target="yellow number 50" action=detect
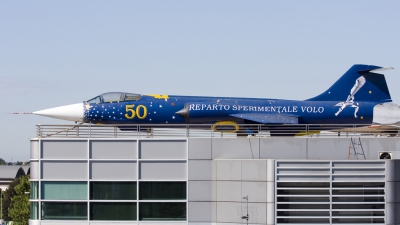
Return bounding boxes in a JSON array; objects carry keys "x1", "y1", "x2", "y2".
[{"x1": 125, "y1": 104, "x2": 147, "y2": 119}]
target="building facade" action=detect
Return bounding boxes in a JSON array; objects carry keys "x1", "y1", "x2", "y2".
[{"x1": 29, "y1": 135, "x2": 400, "y2": 225}]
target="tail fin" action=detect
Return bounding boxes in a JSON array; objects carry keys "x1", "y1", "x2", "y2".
[{"x1": 307, "y1": 64, "x2": 392, "y2": 102}]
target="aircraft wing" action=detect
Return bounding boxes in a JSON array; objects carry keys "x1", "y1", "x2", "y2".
[
  {"x1": 369, "y1": 122, "x2": 400, "y2": 130},
  {"x1": 230, "y1": 113, "x2": 299, "y2": 124}
]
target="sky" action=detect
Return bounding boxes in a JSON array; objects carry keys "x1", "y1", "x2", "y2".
[{"x1": 1, "y1": 1, "x2": 400, "y2": 161}]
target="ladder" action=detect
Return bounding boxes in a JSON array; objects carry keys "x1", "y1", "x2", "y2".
[{"x1": 348, "y1": 137, "x2": 366, "y2": 160}]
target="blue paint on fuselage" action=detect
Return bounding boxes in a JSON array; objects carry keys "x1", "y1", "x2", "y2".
[
  {"x1": 78, "y1": 64, "x2": 394, "y2": 129},
  {"x1": 83, "y1": 95, "x2": 378, "y2": 125}
]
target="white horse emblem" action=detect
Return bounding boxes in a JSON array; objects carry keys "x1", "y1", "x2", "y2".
[{"x1": 335, "y1": 76, "x2": 366, "y2": 118}]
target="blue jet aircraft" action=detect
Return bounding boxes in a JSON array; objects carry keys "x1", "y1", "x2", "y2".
[{"x1": 33, "y1": 64, "x2": 399, "y2": 134}]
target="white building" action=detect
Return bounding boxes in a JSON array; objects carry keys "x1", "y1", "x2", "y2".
[{"x1": 29, "y1": 125, "x2": 400, "y2": 225}]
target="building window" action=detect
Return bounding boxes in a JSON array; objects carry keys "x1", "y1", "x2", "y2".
[
  {"x1": 90, "y1": 181, "x2": 136, "y2": 200},
  {"x1": 30, "y1": 202, "x2": 38, "y2": 220},
  {"x1": 30, "y1": 181, "x2": 38, "y2": 199},
  {"x1": 41, "y1": 202, "x2": 87, "y2": 220},
  {"x1": 139, "y1": 202, "x2": 186, "y2": 221},
  {"x1": 139, "y1": 182, "x2": 186, "y2": 200},
  {"x1": 41, "y1": 181, "x2": 87, "y2": 200},
  {"x1": 90, "y1": 202, "x2": 137, "y2": 220}
]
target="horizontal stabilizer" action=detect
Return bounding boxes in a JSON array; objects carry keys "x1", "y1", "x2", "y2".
[
  {"x1": 362, "y1": 67, "x2": 394, "y2": 73},
  {"x1": 230, "y1": 113, "x2": 298, "y2": 124}
]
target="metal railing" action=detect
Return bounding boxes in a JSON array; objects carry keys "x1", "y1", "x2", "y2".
[{"x1": 35, "y1": 124, "x2": 400, "y2": 139}]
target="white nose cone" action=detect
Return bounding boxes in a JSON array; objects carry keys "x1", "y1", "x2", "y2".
[{"x1": 33, "y1": 103, "x2": 84, "y2": 122}]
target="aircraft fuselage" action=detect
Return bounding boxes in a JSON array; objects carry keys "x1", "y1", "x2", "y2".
[
  {"x1": 32, "y1": 64, "x2": 397, "y2": 133},
  {"x1": 83, "y1": 95, "x2": 376, "y2": 125}
]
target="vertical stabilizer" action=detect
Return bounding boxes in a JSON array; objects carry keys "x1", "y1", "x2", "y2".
[{"x1": 307, "y1": 64, "x2": 392, "y2": 102}]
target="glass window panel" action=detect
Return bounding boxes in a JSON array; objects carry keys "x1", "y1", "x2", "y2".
[
  {"x1": 90, "y1": 182, "x2": 136, "y2": 200},
  {"x1": 42, "y1": 202, "x2": 87, "y2": 220},
  {"x1": 101, "y1": 92, "x2": 124, "y2": 102},
  {"x1": 90, "y1": 202, "x2": 137, "y2": 220},
  {"x1": 30, "y1": 202, "x2": 38, "y2": 220},
  {"x1": 139, "y1": 202, "x2": 186, "y2": 221},
  {"x1": 139, "y1": 182, "x2": 186, "y2": 200},
  {"x1": 30, "y1": 181, "x2": 38, "y2": 199},
  {"x1": 87, "y1": 96, "x2": 101, "y2": 104},
  {"x1": 42, "y1": 182, "x2": 87, "y2": 200},
  {"x1": 124, "y1": 93, "x2": 141, "y2": 101}
]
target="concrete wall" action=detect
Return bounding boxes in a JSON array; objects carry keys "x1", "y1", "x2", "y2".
[
  {"x1": 188, "y1": 159, "x2": 275, "y2": 225},
  {"x1": 188, "y1": 137, "x2": 400, "y2": 224},
  {"x1": 188, "y1": 137, "x2": 400, "y2": 160}
]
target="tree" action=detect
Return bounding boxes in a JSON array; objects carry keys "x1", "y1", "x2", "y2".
[
  {"x1": 1, "y1": 189, "x2": 4, "y2": 221},
  {"x1": 0, "y1": 158, "x2": 6, "y2": 165},
  {"x1": 8, "y1": 175, "x2": 30, "y2": 225},
  {"x1": 1, "y1": 177, "x2": 19, "y2": 220}
]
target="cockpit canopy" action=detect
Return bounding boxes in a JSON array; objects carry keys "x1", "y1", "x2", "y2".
[{"x1": 86, "y1": 92, "x2": 141, "y2": 103}]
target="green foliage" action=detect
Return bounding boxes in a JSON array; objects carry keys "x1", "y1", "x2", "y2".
[
  {"x1": 8, "y1": 175, "x2": 30, "y2": 225},
  {"x1": 1, "y1": 189, "x2": 4, "y2": 220},
  {"x1": 1, "y1": 177, "x2": 19, "y2": 220},
  {"x1": 0, "y1": 158, "x2": 6, "y2": 165}
]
